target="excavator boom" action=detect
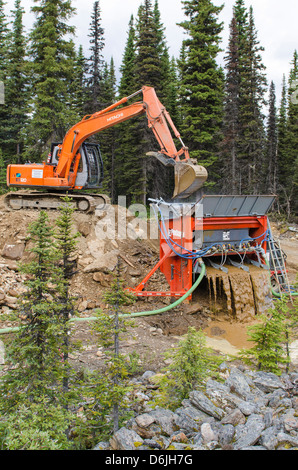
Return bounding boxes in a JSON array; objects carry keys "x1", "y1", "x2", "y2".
[{"x1": 6, "y1": 86, "x2": 207, "y2": 211}]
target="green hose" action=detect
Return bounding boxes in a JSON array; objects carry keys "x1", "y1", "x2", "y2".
[
  {"x1": 0, "y1": 262, "x2": 206, "y2": 335},
  {"x1": 263, "y1": 257, "x2": 298, "y2": 298},
  {"x1": 121, "y1": 261, "x2": 206, "y2": 318}
]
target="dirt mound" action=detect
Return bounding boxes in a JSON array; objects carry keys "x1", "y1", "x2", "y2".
[{"x1": 0, "y1": 195, "x2": 161, "y2": 312}]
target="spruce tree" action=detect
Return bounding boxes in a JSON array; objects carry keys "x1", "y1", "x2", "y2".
[
  {"x1": 166, "y1": 57, "x2": 180, "y2": 129},
  {"x1": 84, "y1": 261, "x2": 135, "y2": 438},
  {"x1": 134, "y1": 0, "x2": 163, "y2": 164},
  {"x1": 134, "y1": 0, "x2": 164, "y2": 93},
  {"x1": 0, "y1": 212, "x2": 65, "y2": 406},
  {"x1": 285, "y1": 51, "x2": 298, "y2": 217},
  {"x1": 277, "y1": 74, "x2": 288, "y2": 212},
  {"x1": 55, "y1": 195, "x2": 79, "y2": 394},
  {"x1": 222, "y1": 13, "x2": 240, "y2": 194},
  {"x1": 0, "y1": 0, "x2": 9, "y2": 82},
  {"x1": 233, "y1": 0, "x2": 248, "y2": 53},
  {"x1": 114, "y1": 15, "x2": 141, "y2": 205},
  {"x1": 71, "y1": 45, "x2": 88, "y2": 118},
  {"x1": 153, "y1": 0, "x2": 171, "y2": 105},
  {"x1": 118, "y1": 15, "x2": 137, "y2": 98},
  {"x1": 3, "y1": 0, "x2": 29, "y2": 160},
  {"x1": 0, "y1": 149, "x2": 7, "y2": 193},
  {"x1": 241, "y1": 299, "x2": 291, "y2": 375},
  {"x1": 264, "y1": 81, "x2": 278, "y2": 195},
  {"x1": 0, "y1": 0, "x2": 10, "y2": 155},
  {"x1": 85, "y1": 0, "x2": 105, "y2": 114},
  {"x1": 0, "y1": 209, "x2": 85, "y2": 449},
  {"x1": 134, "y1": 0, "x2": 176, "y2": 202},
  {"x1": 98, "y1": 58, "x2": 118, "y2": 202},
  {"x1": 152, "y1": 327, "x2": 221, "y2": 410},
  {"x1": 25, "y1": 0, "x2": 77, "y2": 159},
  {"x1": 233, "y1": 4, "x2": 267, "y2": 194},
  {"x1": 178, "y1": 0, "x2": 225, "y2": 187}
]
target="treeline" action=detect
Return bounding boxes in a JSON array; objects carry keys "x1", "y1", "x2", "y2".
[{"x1": 0, "y1": 0, "x2": 297, "y2": 217}]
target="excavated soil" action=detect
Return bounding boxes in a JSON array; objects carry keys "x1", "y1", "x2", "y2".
[{"x1": 0, "y1": 193, "x2": 297, "y2": 372}]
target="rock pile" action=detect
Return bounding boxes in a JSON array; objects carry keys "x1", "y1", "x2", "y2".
[
  {"x1": 0, "y1": 264, "x2": 26, "y2": 311},
  {"x1": 95, "y1": 364, "x2": 298, "y2": 451}
]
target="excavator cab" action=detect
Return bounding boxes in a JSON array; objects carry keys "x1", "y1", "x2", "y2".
[{"x1": 49, "y1": 142, "x2": 104, "y2": 190}]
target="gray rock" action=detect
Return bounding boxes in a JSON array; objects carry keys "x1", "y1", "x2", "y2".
[
  {"x1": 221, "y1": 408, "x2": 246, "y2": 426},
  {"x1": 282, "y1": 411, "x2": 298, "y2": 433},
  {"x1": 218, "y1": 424, "x2": 235, "y2": 446},
  {"x1": 225, "y1": 367, "x2": 253, "y2": 399},
  {"x1": 240, "y1": 446, "x2": 267, "y2": 450},
  {"x1": 93, "y1": 441, "x2": 110, "y2": 450},
  {"x1": 83, "y1": 250, "x2": 119, "y2": 274},
  {"x1": 237, "y1": 400, "x2": 258, "y2": 416},
  {"x1": 180, "y1": 400, "x2": 212, "y2": 422},
  {"x1": 206, "y1": 378, "x2": 230, "y2": 394},
  {"x1": 167, "y1": 442, "x2": 191, "y2": 450},
  {"x1": 206, "y1": 378, "x2": 246, "y2": 411},
  {"x1": 103, "y1": 368, "x2": 298, "y2": 452},
  {"x1": 264, "y1": 410, "x2": 273, "y2": 428},
  {"x1": 234, "y1": 414, "x2": 265, "y2": 450},
  {"x1": 259, "y1": 425, "x2": 280, "y2": 450},
  {"x1": 142, "y1": 439, "x2": 163, "y2": 449},
  {"x1": 135, "y1": 413, "x2": 155, "y2": 428},
  {"x1": 148, "y1": 408, "x2": 178, "y2": 436},
  {"x1": 189, "y1": 390, "x2": 225, "y2": 420},
  {"x1": 201, "y1": 422, "x2": 219, "y2": 445},
  {"x1": 110, "y1": 428, "x2": 143, "y2": 450},
  {"x1": 253, "y1": 371, "x2": 285, "y2": 393},
  {"x1": 268, "y1": 389, "x2": 289, "y2": 408},
  {"x1": 141, "y1": 371, "x2": 156, "y2": 381},
  {"x1": 277, "y1": 432, "x2": 298, "y2": 448},
  {"x1": 192, "y1": 432, "x2": 203, "y2": 447},
  {"x1": 174, "y1": 409, "x2": 200, "y2": 435}
]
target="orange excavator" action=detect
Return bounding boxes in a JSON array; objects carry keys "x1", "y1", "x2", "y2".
[{"x1": 5, "y1": 86, "x2": 208, "y2": 212}]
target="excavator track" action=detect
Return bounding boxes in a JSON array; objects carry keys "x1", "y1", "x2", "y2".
[{"x1": 4, "y1": 191, "x2": 110, "y2": 213}]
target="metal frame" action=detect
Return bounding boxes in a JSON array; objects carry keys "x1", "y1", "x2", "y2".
[{"x1": 128, "y1": 213, "x2": 269, "y2": 299}]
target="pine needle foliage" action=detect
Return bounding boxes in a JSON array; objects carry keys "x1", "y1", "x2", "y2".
[
  {"x1": 152, "y1": 327, "x2": 222, "y2": 410},
  {"x1": 26, "y1": 0, "x2": 77, "y2": 158},
  {"x1": 177, "y1": 0, "x2": 224, "y2": 185},
  {"x1": 54, "y1": 195, "x2": 80, "y2": 393},
  {"x1": 82, "y1": 261, "x2": 136, "y2": 440},
  {"x1": 0, "y1": 207, "x2": 85, "y2": 449},
  {"x1": 240, "y1": 299, "x2": 294, "y2": 375},
  {"x1": 0, "y1": 211, "x2": 64, "y2": 404}
]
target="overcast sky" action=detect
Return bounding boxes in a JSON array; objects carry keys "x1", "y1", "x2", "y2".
[{"x1": 6, "y1": 0, "x2": 298, "y2": 105}]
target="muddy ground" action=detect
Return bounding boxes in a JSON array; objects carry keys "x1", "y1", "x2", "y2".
[{"x1": 0, "y1": 194, "x2": 297, "y2": 374}]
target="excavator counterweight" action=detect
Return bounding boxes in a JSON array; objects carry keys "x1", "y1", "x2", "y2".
[{"x1": 6, "y1": 86, "x2": 207, "y2": 211}]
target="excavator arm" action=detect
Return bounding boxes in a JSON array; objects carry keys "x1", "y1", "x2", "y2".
[
  {"x1": 54, "y1": 86, "x2": 207, "y2": 198},
  {"x1": 7, "y1": 86, "x2": 207, "y2": 201}
]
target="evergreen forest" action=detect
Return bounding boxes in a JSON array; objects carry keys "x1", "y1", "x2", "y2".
[{"x1": 0, "y1": 0, "x2": 297, "y2": 218}]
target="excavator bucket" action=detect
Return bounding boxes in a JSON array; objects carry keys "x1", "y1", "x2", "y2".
[
  {"x1": 173, "y1": 161, "x2": 208, "y2": 199},
  {"x1": 147, "y1": 152, "x2": 208, "y2": 199}
]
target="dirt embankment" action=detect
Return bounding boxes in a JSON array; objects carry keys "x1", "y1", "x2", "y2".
[{"x1": 0, "y1": 194, "x2": 297, "y2": 371}]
